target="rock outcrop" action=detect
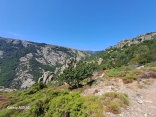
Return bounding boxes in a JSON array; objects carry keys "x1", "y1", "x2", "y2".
[
  {"x1": 115, "y1": 32, "x2": 156, "y2": 48},
  {"x1": 38, "y1": 71, "x2": 55, "y2": 84}
]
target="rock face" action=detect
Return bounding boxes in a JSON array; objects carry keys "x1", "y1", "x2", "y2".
[
  {"x1": 115, "y1": 32, "x2": 156, "y2": 48},
  {"x1": 38, "y1": 71, "x2": 55, "y2": 84}
]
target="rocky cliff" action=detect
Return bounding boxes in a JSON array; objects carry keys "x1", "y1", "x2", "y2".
[
  {"x1": 114, "y1": 32, "x2": 156, "y2": 48},
  {"x1": 0, "y1": 37, "x2": 88, "y2": 89}
]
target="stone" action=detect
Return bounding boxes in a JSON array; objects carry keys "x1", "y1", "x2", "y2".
[
  {"x1": 137, "y1": 99, "x2": 143, "y2": 104},
  {"x1": 144, "y1": 113, "x2": 147, "y2": 117}
]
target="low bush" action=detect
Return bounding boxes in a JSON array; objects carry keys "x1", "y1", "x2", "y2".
[
  {"x1": 106, "y1": 68, "x2": 123, "y2": 77},
  {"x1": 83, "y1": 96, "x2": 103, "y2": 117},
  {"x1": 45, "y1": 92, "x2": 86, "y2": 117},
  {"x1": 123, "y1": 72, "x2": 136, "y2": 84},
  {"x1": 100, "y1": 92, "x2": 129, "y2": 114},
  {"x1": 123, "y1": 77, "x2": 133, "y2": 84},
  {"x1": 26, "y1": 82, "x2": 47, "y2": 94}
]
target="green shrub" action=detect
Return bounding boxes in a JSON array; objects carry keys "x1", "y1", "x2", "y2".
[
  {"x1": 123, "y1": 72, "x2": 136, "y2": 84},
  {"x1": 126, "y1": 72, "x2": 136, "y2": 80},
  {"x1": 120, "y1": 66, "x2": 134, "y2": 71},
  {"x1": 146, "y1": 61, "x2": 156, "y2": 67},
  {"x1": 26, "y1": 82, "x2": 47, "y2": 94},
  {"x1": 106, "y1": 68, "x2": 123, "y2": 77},
  {"x1": 83, "y1": 96, "x2": 104, "y2": 117},
  {"x1": 45, "y1": 92, "x2": 86, "y2": 117}
]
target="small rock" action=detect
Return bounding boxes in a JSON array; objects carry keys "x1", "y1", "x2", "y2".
[
  {"x1": 137, "y1": 99, "x2": 143, "y2": 104},
  {"x1": 127, "y1": 107, "x2": 130, "y2": 110},
  {"x1": 144, "y1": 113, "x2": 147, "y2": 117}
]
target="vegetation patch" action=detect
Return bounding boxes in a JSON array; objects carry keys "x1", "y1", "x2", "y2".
[
  {"x1": 83, "y1": 96, "x2": 104, "y2": 117},
  {"x1": 0, "y1": 83, "x2": 105, "y2": 117},
  {"x1": 123, "y1": 72, "x2": 137, "y2": 84},
  {"x1": 100, "y1": 92, "x2": 129, "y2": 114},
  {"x1": 106, "y1": 68, "x2": 123, "y2": 77}
]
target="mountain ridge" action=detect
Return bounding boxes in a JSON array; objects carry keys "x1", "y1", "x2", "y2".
[{"x1": 0, "y1": 37, "x2": 89, "y2": 89}]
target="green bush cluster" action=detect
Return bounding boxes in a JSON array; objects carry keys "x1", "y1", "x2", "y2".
[
  {"x1": 26, "y1": 82, "x2": 47, "y2": 94},
  {"x1": 56, "y1": 60, "x2": 96, "y2": 88},
  {"x1": 106, "y1": 68, "x2": 123, "y2": 77},
  {"x1": 123, "y1": 72, "x2": 136, "y2": 84},
  {"x1": 0, "y1": 88, "x2": 106, "y2": 117}
]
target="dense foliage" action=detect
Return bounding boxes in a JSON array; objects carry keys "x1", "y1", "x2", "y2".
[
  {"x1": 56, "y1": 59, "x2": 96, "y2": 88},
  {"x1": 0, "y1": 83, "x2": 105, "y2": 117},
  {"x1": 0, "y1": 82, "x2": 129, "y2": 117}
]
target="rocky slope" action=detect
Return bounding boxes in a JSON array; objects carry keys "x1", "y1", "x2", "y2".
[
  {"x1": 81, "y1": 70, "x2": 156, "y2": 117},
  {"x1": 114, "y1": 32, "x2": 156, "y2": 48},
  {"x1": 0, "y1": 37, "x2": 88, "y2": 89}
]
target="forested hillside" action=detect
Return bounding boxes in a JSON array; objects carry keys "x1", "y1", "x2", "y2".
[{"x1": 0, "y1": 37, "x2": 88, "y2": 89}]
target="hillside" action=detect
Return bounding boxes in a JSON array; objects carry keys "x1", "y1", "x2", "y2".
[
  {"x1": 0, "y1": 37, "x2": 88, "y2": 89},
  {"x1": 85, "y1": 32, "x2": 156, "y2": 71}
]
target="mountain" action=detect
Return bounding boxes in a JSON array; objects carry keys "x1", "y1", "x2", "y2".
[
  {"x1": 83, "y1": 50, "x2": 101, "y2": 55},
  {"x1": 0, "y1": 37, "x2": 88, "y2": 89},
  {"x1": 1, "y1": 32, "x2": 156, "y2": 117}
]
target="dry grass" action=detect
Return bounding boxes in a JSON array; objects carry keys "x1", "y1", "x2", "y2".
[
  {"x1": 126, "y1": 81, "x2": 148, "y2": 89},
  {"x1": 137, "y1": 84, "x2": 147, "y2": 89},
  {"x1": 100, "y1": 92, "x2": 129, "y2": 114},
  {"x1": 143, "y1": 79, "x2": 155, "y2": 85}
]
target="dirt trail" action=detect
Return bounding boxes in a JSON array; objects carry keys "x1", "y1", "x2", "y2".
[
  {"x1": 81, "y1": 78, "x2": 156, "y2": 117},
  {"x1": 105, "y1": 79, "x2": 156, "y2": 117}
]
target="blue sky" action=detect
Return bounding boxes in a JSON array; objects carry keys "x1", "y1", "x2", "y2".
[{"x1": 0, "y1": 0, "x2": 156, "y2": 51}]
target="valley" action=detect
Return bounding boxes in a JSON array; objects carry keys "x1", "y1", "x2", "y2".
[{"x1": 0, "y1": 32, "x2": 156, "y2": 117}]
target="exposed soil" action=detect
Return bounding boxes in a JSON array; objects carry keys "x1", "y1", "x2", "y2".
[
  {"x1": 0, "y1": 94, "x2": 8, "y2": 104},
  {"x1": 0, "y1": 94, "x2": 8, "y2": 109},
  {"x1": 81, "y1": 76, "x2": 156, "y2": 117}
]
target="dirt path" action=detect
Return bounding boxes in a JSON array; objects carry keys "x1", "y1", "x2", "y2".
[
  {"x1": 81, "y1": 78, "x2": 156, "y2": 117},
  {"x1": 104, "y1": 79, "x2": 156, "y2": 117}
]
